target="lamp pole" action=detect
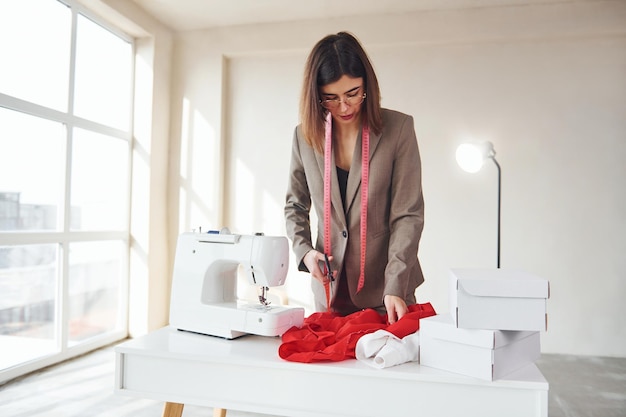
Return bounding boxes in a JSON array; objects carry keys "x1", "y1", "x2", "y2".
[
  {"x1": 491, "y1": 156, "x2": 501, "y2": 269},
  {"x1": 456, "y1": 141, "x2": 502, "y2": 269}
]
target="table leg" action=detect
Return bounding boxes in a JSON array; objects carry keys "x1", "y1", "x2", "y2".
[
  {"x1": 213, "y1": 408, "x2": 227, "y2": 417},
  {"x1": 162, "y1": 402, "x2": 184, "y2": 417}
]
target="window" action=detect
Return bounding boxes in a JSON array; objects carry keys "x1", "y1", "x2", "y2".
[{"x1": 0, "y1": 0, "x2": 133, "y2": 383}]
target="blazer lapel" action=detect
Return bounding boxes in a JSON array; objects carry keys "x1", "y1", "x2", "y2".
[{"x1": 315, "y1": 146, "x2": 347, "y2": 229}]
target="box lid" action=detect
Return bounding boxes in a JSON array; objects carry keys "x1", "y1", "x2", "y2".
[
  {"x1": 420, "y1": 314, "x2": 537, "y2": 349},
  {"x1": 451, "y1": 268, "x2": 550, "y2": 299}
]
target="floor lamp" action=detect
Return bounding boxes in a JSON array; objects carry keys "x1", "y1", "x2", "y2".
[{"x1": 455, "y1": 141, "x2": 501, "y2": 268}]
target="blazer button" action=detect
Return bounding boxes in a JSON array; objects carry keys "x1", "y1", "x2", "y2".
[{"x1": 342, "y1": 231, "x2": 347, "y2": 238}]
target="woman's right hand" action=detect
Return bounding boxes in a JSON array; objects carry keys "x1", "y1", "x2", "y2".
[{"x1": 303, "y1": 250, "x2": 335, "y2": 285}]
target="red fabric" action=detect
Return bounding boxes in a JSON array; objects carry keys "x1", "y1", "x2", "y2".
[{"x1": 279, "y1": 303, "x2": 436, "y2": 363}]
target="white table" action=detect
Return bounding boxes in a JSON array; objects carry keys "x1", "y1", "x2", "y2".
[{"x1": 114, "y1": 326, "x2": 549, "y2": 417}]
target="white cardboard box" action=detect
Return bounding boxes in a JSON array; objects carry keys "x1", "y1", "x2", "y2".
[
  {"x1": 450, "y1": 268, "x2": 550, "y2": 331},
  {"x1": 420, "y1": 314, "x2": 541, "y2": 381}
]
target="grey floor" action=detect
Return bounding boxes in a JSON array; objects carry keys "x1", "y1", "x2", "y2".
[{"x1": 1, "y1": 343, "x2": 625, "y2": 417}]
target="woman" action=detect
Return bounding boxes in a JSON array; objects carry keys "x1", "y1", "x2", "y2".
[{"x1": 284, "y1": 31, "x2": 425, "y2": 324}]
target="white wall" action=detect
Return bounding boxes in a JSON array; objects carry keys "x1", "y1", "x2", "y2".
[{"x1": 168, "y1": 1, "x2": 626, "y2": 356}]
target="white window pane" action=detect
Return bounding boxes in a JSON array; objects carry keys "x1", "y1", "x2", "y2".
[
  {"x1": 0, "y1": 107, "x2": 66, "y2": 231},
  {"x1": 68, "y1": 241, "x2": 124, "y2": 343},
  {"x1": 0, "y1": 244, "x2": 58, "y2": 370},
  {"x1": 71, "y1": 128, "x2": 128, "y2": 231},
  {"x1": 74, "y1": 14, "x2": 132, "y2": 130},
  {"x1": 0, "y1": 0, "x2": 71, "y2": 111}
]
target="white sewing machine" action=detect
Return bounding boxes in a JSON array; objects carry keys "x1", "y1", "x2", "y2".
[{"x1": 169, "y1": 229, "x2": 305, "y2": 339}]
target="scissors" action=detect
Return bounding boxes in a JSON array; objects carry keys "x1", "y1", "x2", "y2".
[{"x1": 323, "y1": 253, "x2": 335, "y2": 292}]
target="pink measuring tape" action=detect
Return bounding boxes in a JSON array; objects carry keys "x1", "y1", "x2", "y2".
[{"x1": 323, "y1": 112, "x2": 370, "y2": 310}]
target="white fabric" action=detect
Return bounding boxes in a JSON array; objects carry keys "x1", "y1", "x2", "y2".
[{"x1": 355, "y1": 330, "x2": 420, "y2": 369}]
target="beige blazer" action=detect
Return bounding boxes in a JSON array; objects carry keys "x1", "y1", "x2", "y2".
[{"x1": 285, "y1": 108, "x2": 425, "y2": 312}]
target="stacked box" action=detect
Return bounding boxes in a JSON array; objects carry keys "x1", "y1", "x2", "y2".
[
  {"x1": 420, "y1": 314, "x2": 541, "y2": 381},
  {"x1": 449, "y1": 268, "x2": 550, "y2": 331},
  {"x1": 420, "y1": 268, "x2": 549, "y2": 381}
]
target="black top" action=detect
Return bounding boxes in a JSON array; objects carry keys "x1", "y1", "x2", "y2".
[{"x1": 337, "y1": 166, "x2": 349, "y2": 212}]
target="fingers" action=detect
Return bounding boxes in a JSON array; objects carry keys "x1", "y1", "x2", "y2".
[
  {"x1": 304, "y1": 250, "x2": 331, "y2": 285},
  {"x1": 384, "y1": 295, "x2": 408, "y2": 324},
  {"x1": 396, "y1": 303, "x2": 408, "y2": 321},
  {"x1": 387, "y1": 306, "x2": 398, "y2": 324}
]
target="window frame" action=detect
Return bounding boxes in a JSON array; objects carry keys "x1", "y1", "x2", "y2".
[{"x1": 0, "y1": 0, "x2": 134, "y2": 384}]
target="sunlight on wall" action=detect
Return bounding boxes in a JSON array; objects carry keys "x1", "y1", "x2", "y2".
[
  {"x1": 234, "y1": 158, "x2": 254, "y2": 233},
  {"x1": 230, "y1": 158, "x2": 295, "y2": 235},
  {"x1": 178, "y1": 97, "x2": 220, "y2": 233},
  {"x1": 261, "y1": 188, "x2": 285, "y2": 234}
]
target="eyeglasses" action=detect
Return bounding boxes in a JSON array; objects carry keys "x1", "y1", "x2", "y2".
[{"x1": 320, "y1": 92, "x2": 366, "y2": 110}]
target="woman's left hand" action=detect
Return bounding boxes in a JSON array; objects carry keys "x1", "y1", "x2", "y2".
[{"x1": 384, "y1": 295, "x2": 408, "y2": 324}]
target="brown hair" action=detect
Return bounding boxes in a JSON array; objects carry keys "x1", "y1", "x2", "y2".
[{"x1": 299, "y1": 32, "x2": 382, "y2": 154}]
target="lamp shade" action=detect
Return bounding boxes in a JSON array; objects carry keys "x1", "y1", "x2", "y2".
[{"x1": 456, "y1": 141, "x2": 495, "y2": 173}]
